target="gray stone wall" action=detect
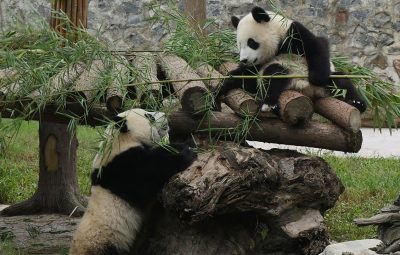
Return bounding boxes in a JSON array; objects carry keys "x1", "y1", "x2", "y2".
[{"x1": 1, "y1": 0, "x2": 399, "y2": 83}]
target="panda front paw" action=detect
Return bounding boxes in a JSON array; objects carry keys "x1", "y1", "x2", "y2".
[
  {"x1": 180, "y1": 144, "x2": 197, "y2": 164},
  {"x1": 348, "y1": 99, "x2": 367, "y2": 113},
  {"x1": 270, "y1": 104, "x2": 280, "y2": 115}
]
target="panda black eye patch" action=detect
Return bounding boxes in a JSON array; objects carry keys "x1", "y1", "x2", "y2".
[{"x1": 247, "y1": 38, "x2": 260, "y2": 50}]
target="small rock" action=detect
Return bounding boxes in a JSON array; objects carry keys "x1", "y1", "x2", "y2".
[{"x1": 319, "y1": 239, "x2": 382, "y2": 255}]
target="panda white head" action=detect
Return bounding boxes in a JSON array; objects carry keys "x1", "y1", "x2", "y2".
[
  {"x1": 93, "y1": 108, "x2": 169, "y2": 169},
  {"x1": 232, "y1": 6, "x2": 292, "y2": 66}
]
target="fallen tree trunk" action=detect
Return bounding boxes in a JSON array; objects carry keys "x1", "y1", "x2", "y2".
[
  {"x1": 135, "y1": 146, "x2": 344, "y2": 255},
  {"x1": 315, "y1": 97, "x2": 361, "y2": 133},
  {"x1": 158, "y1": 54, "x2": 209, "y2": 114},
  {"x1": 169, "y1": 111, "x2": 363, "y2": 152}
]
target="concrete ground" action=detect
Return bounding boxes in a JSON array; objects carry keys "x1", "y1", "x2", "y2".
[{"x1": 248, "y1": 128, "x2": 400, "y2": 158}]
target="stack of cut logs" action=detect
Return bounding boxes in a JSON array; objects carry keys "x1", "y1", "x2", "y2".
[{"x1": 0, "y1": 53, "x2": 363, "y2": 152}]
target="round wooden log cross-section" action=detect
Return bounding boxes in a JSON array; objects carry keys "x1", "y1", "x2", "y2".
[
  {"x1": 158, "y1": 54, "x2": 209, "y2": 114},
  {"x1": 279, "y1": 90, "x2": 314, "y2": 125},
  {"x1": 315, "y1": 97, "x2": 361, "y2": 133},
  {"x1": 225, "y1": 89, "x2": 259, "y2": 116}
]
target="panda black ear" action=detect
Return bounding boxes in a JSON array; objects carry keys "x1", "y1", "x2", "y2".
[
  {"x1": 231, "y1": 16, "x2": 240, "y2": 29},
  {"x1": 251, "y1": 6, "x2": 270, "y2": 23},
  {"x1": 113, "y1": 116, "x2": 128, "y2": 133}
]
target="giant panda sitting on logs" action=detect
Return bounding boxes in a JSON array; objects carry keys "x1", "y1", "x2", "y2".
[{"x1": 217, "y1": 6, "x2": 367, "y2": 115}]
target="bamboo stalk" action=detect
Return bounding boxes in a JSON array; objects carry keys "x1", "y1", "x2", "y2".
[{"x1": 83, "y1": 0, "x2": 88, "y2": 28}]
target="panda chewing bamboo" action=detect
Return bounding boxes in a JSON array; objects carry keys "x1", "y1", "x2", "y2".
[
  {"x1": 69, "y1": 108, "x2": 197, "y2": 255},
  {"x1": 218, "y1": 6, "x2": 367, "y2": 114}
]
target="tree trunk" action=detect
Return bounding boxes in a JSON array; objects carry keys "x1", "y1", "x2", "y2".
[{"x1": 1, "y1": 120, "x2": 86, "y2": 216}]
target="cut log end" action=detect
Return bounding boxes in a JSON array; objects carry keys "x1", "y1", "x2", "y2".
[
  {"x1": 225, "y1": 89, "x2": 259, "y2": 116},
  {"x1": 315, "y1": 97, "x2": 361, "y2": 133},
  {"x1": 181, "y1": 87, "x2": 209, "y2": 114},
  {"x1": 279, "y1": 90, "x2": 314, "y2": 126}
]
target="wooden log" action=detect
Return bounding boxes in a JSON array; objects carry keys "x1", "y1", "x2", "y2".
[
  {"x1": 218, "y1": 61, "x2": 238, "y2": 75},
  {"x1": 132, "y1": 53, "x2": 162, "y2": 107},
  {"x1": 279, "y1": 90, "x2": 314, "y2": 125},
  {"x1": 105, "y1": 61, "x2": 130, "y2": 112},
  {"x1": 216, "y1": 61, "x2": 260, "y2": 115},
  {"x1": 224, "y1": 89, "x2": 259, "y2": 116},
  {"x1": 158, "y1": 54, "x2": 209, "y2": 114},
  {"x1": 168, "y1": 111, "x2": 363, "y2": 152},
  {"x1": 195, "y1": 64, "x2": 222, "y2": 91},
  {"x1": 71, "y1": 59, "x2": 105, "y2": 105},
  {"x1": 315, "y1": 97, "x2": 361, "y2": 133}
]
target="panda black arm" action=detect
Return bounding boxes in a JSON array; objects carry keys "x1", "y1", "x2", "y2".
[
  {"x1": 217, "y1": 64, "x2": 259, "y2": 98},
  {"x1": 329, "y1": 71, "x2": 367, "y2": 113},
  {"x1": 280, "y1": 21, "x2": 331, "y2": 87},
  {"x1": 144, "y1": 142, "x2": 197, "y2": 181}
]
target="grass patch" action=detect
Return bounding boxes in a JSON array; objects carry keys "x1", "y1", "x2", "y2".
[
  {"x1": 0, "y1": 120, "x2": 98, "y2": 203},
  {"x1": 0, "y1": 120, "x2": 399, "y2": 241},
  {"x1": 323, "y1": 155, "x2": 400, "y2": 241}
]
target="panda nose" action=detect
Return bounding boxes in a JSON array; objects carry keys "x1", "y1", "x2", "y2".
[{"x1": 240, "y1": 59, "x2": 248, "y2": 64}]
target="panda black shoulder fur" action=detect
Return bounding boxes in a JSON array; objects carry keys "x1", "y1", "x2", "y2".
[
  {"x1": 218, "y1": 6, "x2": 367, "y2": 114},
  {"x1": 69, "y1": 108, "x2": 197, "y2": 255}
]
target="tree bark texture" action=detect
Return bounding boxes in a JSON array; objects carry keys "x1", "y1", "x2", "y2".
[
  {"x1": 315, "y1": 97, "x2": 361, "y2": 133},
  {"x1": 1, "y1": 120, "x2": 86, "y2": 216},
  {"x1": 137, "y1": 146, "x2": 344, "y2": 255},
  {"x1": 131, "y1": 53, "x2": 163, "y2": 109},
  {"x1": 158, "y1": 54, "x2": 209, "y2": 114},
  {"x1": 279, "y1": 90, "x2": 314, "y2": 125},
  {"x1": 169, "y1": 111, "x2": 363, "y2": 152}
]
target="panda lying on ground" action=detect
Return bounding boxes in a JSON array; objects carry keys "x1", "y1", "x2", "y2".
[
  {"x1": 69, "y1": 108, "x2": 197, "y2": 255},
  {"x1": 218, "y1": 6, "x2": 367, "y2": 114}
]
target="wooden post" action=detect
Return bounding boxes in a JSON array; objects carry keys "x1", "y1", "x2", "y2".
[
  {"x1": 183, "y1": 0, "x2": 206, "y2": 27},
  {"x1": 1, "y1": 0, "x2": 88, "y2": 216}
]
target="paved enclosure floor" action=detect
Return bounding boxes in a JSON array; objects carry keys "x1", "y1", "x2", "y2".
[{"x1": 248, "y1": 128, "x2": 400, "y2": 158}]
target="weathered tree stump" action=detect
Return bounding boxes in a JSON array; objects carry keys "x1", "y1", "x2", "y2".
[
  {"x1": 1, "y1": 120, "x2": 86, "y2": 216},
  {"x1": 355, "y1": 196, "x2": 400, "y2": 253},
  {"x1": 134, "y1": 146, "x2": 344, "y2": 255}
]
